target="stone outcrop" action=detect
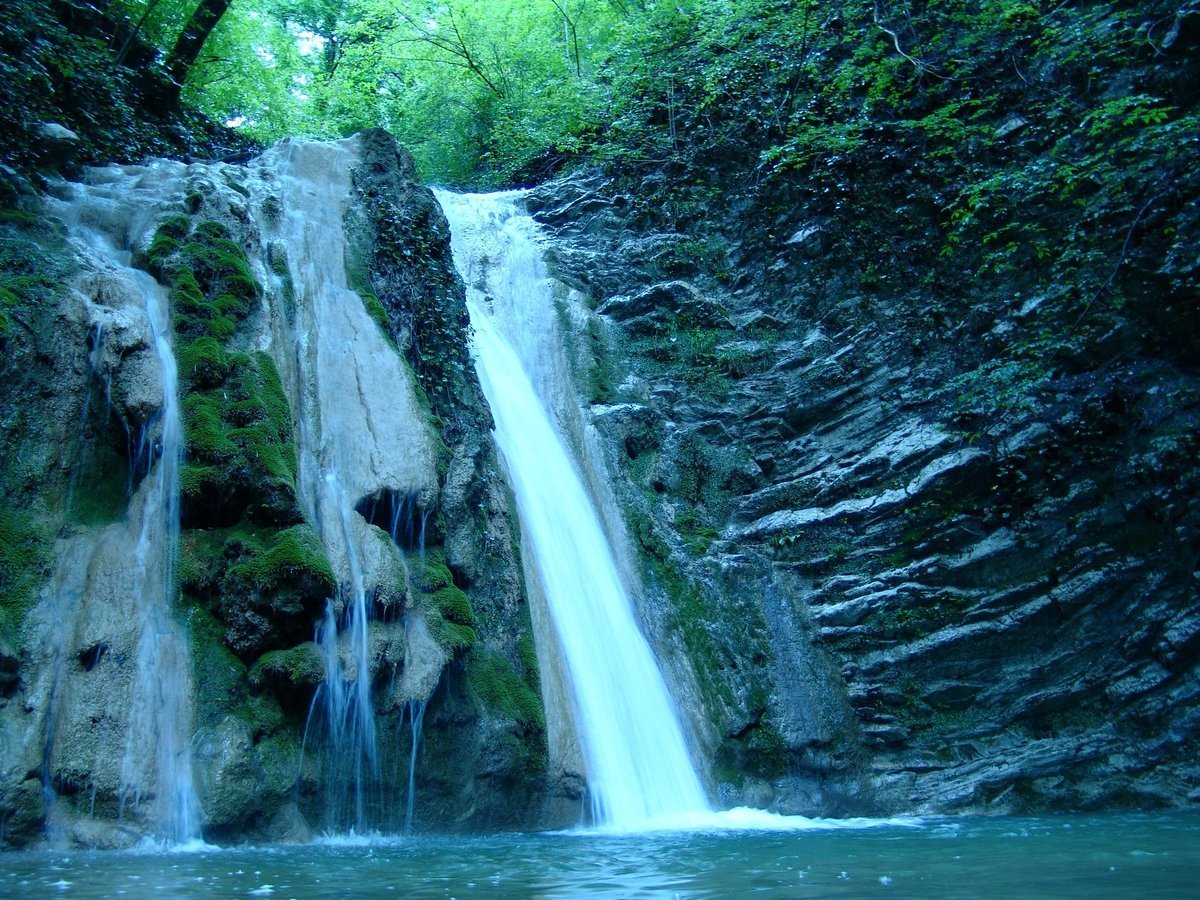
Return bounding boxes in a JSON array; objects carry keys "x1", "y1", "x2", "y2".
[
  {"x1": 0, "y1": 135, "x2": 550, "y2": 848},
  {"x1": 527, "y1": 169, "x2": 1200, "y2": 815}
]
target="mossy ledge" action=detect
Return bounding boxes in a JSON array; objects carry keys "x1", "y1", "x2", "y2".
[{"x1": 145, "y1": 217, "x2": 301, "y2": 529}]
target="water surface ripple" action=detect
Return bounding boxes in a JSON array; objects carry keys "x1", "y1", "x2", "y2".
[{"x1": 3, "y1": 813, "x2": 1197, "y2": 898}]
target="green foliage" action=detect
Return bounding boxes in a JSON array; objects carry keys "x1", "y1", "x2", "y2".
[
  {"x1": 0, "y1": 507, "x2": 52, "y2": 644},
  {"x1": 0, "y1": 1, "x2": 254, "y2": 172},
  {"x1": 175, "y1": 0, "x2": 622, "y2": 186},
  {"x1": 589, "y1": 0, "x2": 1200, "y2": 401}
]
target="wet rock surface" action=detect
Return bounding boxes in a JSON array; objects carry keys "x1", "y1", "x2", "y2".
[
  {"x1": 0, "y1": 135, "x2": 547, "y2": 848},
  {"x1": 527, "y1": 170, "x2": 1200, "y2": 816}
]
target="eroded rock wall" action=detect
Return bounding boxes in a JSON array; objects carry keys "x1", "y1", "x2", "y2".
[
  {"x1": 0, "y1": 135, "x2": 551, "y2": 848},
  {"x1": 526, "y1": 171, "x2": 1200, "y2": 816}
]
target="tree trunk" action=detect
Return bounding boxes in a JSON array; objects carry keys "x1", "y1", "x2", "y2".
[{"x1": 164, "y1": 0, "x2": 233, "y2": 103}]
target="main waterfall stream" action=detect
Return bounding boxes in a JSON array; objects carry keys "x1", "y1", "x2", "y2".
[{"x1": 437, "y1": 190, "x2": 709, "y2": 828}]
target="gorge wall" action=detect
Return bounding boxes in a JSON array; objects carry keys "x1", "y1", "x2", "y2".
[
  {"x1": 1, "y1": 117, "x2": 1196, "y2": 848},
  {"x1": 525, "y1": 167, "x2": 1200, "y2": 817},
  {"x1": 0, "y1": 132, "x2": 560, "y2": 848}
]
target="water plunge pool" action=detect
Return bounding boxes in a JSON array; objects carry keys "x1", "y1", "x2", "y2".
[{"x1": 3, "y1": 812, "x2": 1197, "y2": 897}]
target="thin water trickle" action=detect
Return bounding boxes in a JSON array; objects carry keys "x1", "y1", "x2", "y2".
[
  {"x1": 44, "y1": 168, "x2": 202, "y2": 844},
  {"x1": 403, "y1": 697, "x2": 429, "y2": 833},
  {"x1": 437, "y1": 190, "x2": 710, "y2": 828},
  {"x1": 257, "y1": 137, "x2": 440, "y2": 831}
]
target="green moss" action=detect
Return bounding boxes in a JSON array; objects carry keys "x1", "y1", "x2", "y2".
[
  {"x1": 179, "y1": 527, "x2": 225, "y2": 596},
  {"x1": 183, "y1": 393, "x2": 236, "y2": 458},
  {"x1": 186, "y1": 602, "x2": 247, "y2": 727},
  {"x1": 630, "y1": 506, "x2": 772, "y2": 715},
  {"x1": 180, "y1": 464, "x2": 221, "y2": 505},
  {"x1": 158, "y1": 214, "x2": 192, "y2": 240},
  {"x1": 414, "y1": 549, "x2": 454, "y2": 592},
  {"x1": 716, "y1": 718, "x2": 789, "y2": 782},
  {"x1": 67, "y1": 442, "x2": 128, "y2": 527},
  {"x1": 0, "y1": 208, "x2": 38, "y2": 224},
  {"x1": 193, "y1": 220, "x2": 230, "y2": 242},
  {"x1": 362, "y1": 291, "x2": 390, "y2": 331},
  {"x1": 182, "y1": 523, "x2": 335, "y2": 660},
  {"x1": 432, "y1": 585, "x2": 474, "y2": 626},
  {"x1": 151, "y1": 218, "x2": 299, "y2": 524},
  {"x1": 517, "y1": 630, "x2": 539, "y2": 683},
  {"x1": 411, "y1": 549, "x2": 477, "y2": 652},
  {"x1": 583, "y1": 317, "x2": 618, "y2": 404},
  {"x1": 177, "y1": 335, "x2": 230, "y2": 389},
  {"x1": 241, "y1": 693, "x2": 286, "y2": 738},
  {"x1": 0, "y1": 214, "x2": 63, "y2": 339},
  {"x1": 430, "y1": 618, "x2": 477, "y2": 653},
  {"x1": 467, "y1": 648, "x2": 545, "y2": 731},
  {"x1": 0, "y1": 507, "x2": 52, "y2": 644},
  {"x1": 228, "y1": 524, "x2": 335, "y2": 594},
  {"x1": 248, "y1": 642, "x2": 325, "y2": 691}
]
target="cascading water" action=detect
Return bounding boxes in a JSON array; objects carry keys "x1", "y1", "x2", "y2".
[
  {"x1": 436, "y1": 190, "x2": 710, "y2": 828},
  {"x1": 256, "y1": 137, "x2": 441, "y2": 831},
  {"x1": 117, "y1": 264, "x2": 200, "y2": 843},
  {"x1": 262, "y1": 140, "x2": 380, "y2": 829},
  {"x1": 43, "y1": 167, "x2": 202, "y2": 844}
]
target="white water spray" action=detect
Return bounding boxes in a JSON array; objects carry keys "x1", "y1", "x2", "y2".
[{"x1": 437, "y1": 190, "x2": 709, "y2": 828}]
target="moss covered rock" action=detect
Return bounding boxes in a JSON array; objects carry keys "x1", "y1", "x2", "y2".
[
  {"x1": 183, "y1": 524, "x2": 335, "y2": 660},
  {"x1": 249, "y1": 642, "x2": 326, "y2": 695},
  {"x1": 0, "y1": 507, "x2": 52, "y2": 647}
]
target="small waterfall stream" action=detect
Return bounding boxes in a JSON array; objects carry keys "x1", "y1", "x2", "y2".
[
  {"x1": 257, "y1": 137, "x2": 441, "y2": 831},
  {"x1": 437, "y1": 191, "x2": 710, "y2": 828},
  {"x1": 45, "y1": 167, "x2": 202, "y2": 844},
  {"x1": 263, "y1": 139, "x2": 381, "y2": 829}
]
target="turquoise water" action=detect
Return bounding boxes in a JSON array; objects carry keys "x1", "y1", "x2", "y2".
[{"x1": 3, "y1": 813, "x2": 1197, "y2": 897}]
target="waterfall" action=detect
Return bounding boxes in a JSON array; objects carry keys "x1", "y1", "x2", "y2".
[
  {"x1": 257, "y1": 137, "x2": 441, "y2": 831},
  {"x1": 436, "y1": 190, "x2": 710, "y2": 829},
  {"x1": 263, "y1": 139, "x2": 380, "y2": 829},
  {"x1": 117, "y1": 264, "x2": 200, "y2": 843},
  {"x1": 46, "y1": 167, "x2": 202, "y2": 844}
]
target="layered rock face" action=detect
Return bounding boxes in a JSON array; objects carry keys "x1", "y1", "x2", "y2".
[
  {"x1": 526, "y1": 172, "x2": 1200, "y2": 816},
  {"x1": 0, "y1": 133, "x2": 548, "y2": 848}
]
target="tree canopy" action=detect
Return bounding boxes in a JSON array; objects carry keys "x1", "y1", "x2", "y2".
[{"x1": 2, "y1": 1, "x2": 1196, "y2": 370}]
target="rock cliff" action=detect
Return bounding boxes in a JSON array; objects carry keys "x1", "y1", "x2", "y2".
[
  {"x1": 0, "y1": 133, "x2": 551, "y2": 848},
  {"x1": 526, "y1": 169, "x2": 1200, "y2": 815}
]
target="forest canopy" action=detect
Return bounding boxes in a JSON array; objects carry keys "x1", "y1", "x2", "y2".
[
  {"x1": 2, "y1": 0, "x2": 1197, "y2": 365},
  {"x1": 6, "y1": 1, "x2": 1197, "y2": 198}
]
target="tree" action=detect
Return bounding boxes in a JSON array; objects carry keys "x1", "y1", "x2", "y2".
[{"x1": 165, "y1": 0, "x2": 235, "y2": 103}]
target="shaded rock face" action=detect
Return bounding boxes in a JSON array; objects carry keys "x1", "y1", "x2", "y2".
[
  {"x1": 527, "y1": 171, "x2": 1200, "y2": 816},
  {"x1": 0, "y1": 136, "x2": 549, "y2": 848}
]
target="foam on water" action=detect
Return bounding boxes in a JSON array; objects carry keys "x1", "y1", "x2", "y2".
[{"x1": 578, "y1": 807, "x2": 923, "y2": 836}]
